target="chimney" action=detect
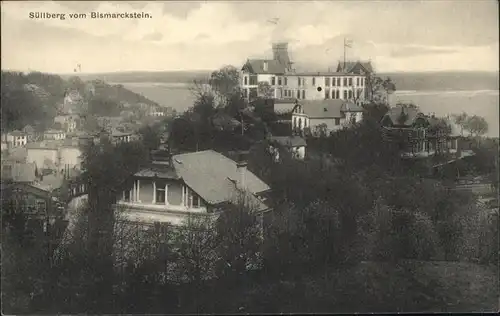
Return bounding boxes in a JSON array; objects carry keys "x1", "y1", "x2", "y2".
[{"x1": 236, "y1": 154, "x2": 247, "y2": 189}]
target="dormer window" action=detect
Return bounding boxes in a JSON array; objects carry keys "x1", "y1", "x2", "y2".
[{"x1": 263, "y1": 61, "x2": 268, "y2": 71}]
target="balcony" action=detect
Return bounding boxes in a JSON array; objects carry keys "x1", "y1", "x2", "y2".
[{"x1": 114, "y1": 201, "x2": 214, "y2": 226}]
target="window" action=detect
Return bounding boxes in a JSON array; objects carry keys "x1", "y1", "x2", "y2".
[
  {"x1": 284, "y1": 77, "x2": 288, "y2": 85},
  {"x1": 343, "y1": 90, "x2": 348, "y2": 99},
  {"x1": 332, "y1": 78, "x2": 336, "y2": 86},
  {"x1": 312, "y1": 77, "x2": 316, "y2": 86},
  {"x1": 249, "y1": 75, "x2": 258, "y2": 85},
  {"x1": 297, "y1": 90, "x2": 301, "y2": 99},
  {"x1": 348, "y1": 90, "x2": 353, "y2": 99},
  {"x1": 244, "y1": 76, "x2": 248, "y2": 85},
  {"x1": 361, "y1": 78, "x2": 364, "y2": 86},
  {"x1": 336, "y1": 90, "x2": 340, "y2": 99},
  {"x1": 349, "y1": 78, "x2": 353, "y2": 86},
  {"x1": 325, "y1": 89, "x2": 330, "y2": 99},
  {"x1": 302, "y1": 90, "x2": 305, "y2": 99},
  {"x1": 325, "y1": 77, "x2": 330, "y2": 86},
  {"x1": 278, "y1": 77, "x2": 282, "y2": 85},
  {"x1": 337, "y1": 78, "x2": 341, "y2": 86},
  {"x1": 155, "y1": 182, "x2": 166, "y2": 204},
  {"x1": 192, "y1": 194, "x2": 201, "y2": 208},
  {"x1": 356, "y1": 78, "x2": 360, "y2": 86},
  {"x1": 271, "y1": 77, "x2": 276, "y2": 86},
  {"x1": 343, "y1": 78, "x2": 347, "y2": 86},
  {"x1": 298, "y1": 77, "x2": 301, "y2": 86},
  {"x1": 335, "y1": 118, "x2": 341, "y2": 125}
]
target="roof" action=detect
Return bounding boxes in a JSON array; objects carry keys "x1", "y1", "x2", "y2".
[
  {"x1": 383, "y1": 105, "x2": 422, "y2": 126},
  {"x1": 298, "y1": 100, "x2": 360, "y2": 118},
  {"x1": 111, "y1": 128, "x2": 133, "y2": 137},
  {"x1": 287, "y1": 71, "x2": 360, "y2": 77},
  {"x1": 134, "y1": 162, "x2": 180, "y2": 179},
  {"x1": 2, "y1": 162, "x2": 36, "y2": 183},
  {"x1": 274, "y1": 100, "x2": 297, "y2": 114},
  {"x1": 26, "y1": 141, "x2": 60, "y2": 150},
  {"x1": 45, "y1": 129, "x2": 65, "y2": 134},
  {"x1": 33, "y1": 173, "x2": 64, "y2": 192},
  {"x1": 242, "y1": 59, "x2": 287, "y2": 74},
  {"x1": 172, "y1": 150, "x2": 270, "y2": 205},
  {"x1": 9, "y1": 130, "x2": 26, "y2": 137},
  {"x1": 22, "y1": 125, "x2": 35, "y2": 133},
  {"x1": 269, "y1": 136, "x2": 307, "y2": 147},
  {"x1": 336, "y1": 61, "x2": 374, "y2": 73},
  {"x1": 5, "y1": 147, "x2": 28, "y2": 162}
]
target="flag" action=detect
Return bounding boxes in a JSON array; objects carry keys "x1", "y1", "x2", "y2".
[{"x1": 344, "y1": 38, "x2": 353, "y2": 48}]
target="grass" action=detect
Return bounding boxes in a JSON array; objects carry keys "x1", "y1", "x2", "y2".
[{"x1": 209, "y1": 260, "x2": 498, "y2": 313}]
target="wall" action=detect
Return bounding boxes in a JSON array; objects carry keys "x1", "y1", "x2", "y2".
[
  {"x1": 167, "y1": 181, "x2": 183, "y2": 205},
  {"x1": 27, "y1": 148, "x2": 59, "y2": 169},
  {"x1": 59, "y1": 147, "x2": 82, "y2": 169}
]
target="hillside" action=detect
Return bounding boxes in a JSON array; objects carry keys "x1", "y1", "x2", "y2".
[
  {"x1": 212, "y1": 260, "x2": 498, "y2": 313},
  {"x1": 61, "y1": 70, "x2": 212, "y2": 84},
  {"x1": 1, "y1": 71, "x2": 162, "y2": 132}
]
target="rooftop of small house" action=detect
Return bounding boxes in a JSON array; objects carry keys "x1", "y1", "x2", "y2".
[
  {"x1": 382, "y1": 106, "x2": 461, "y2": 137},
  {"x1": 297, "y1": 100, "x2": 363, "y2": 118},
  {"x1": 45, "y1": 129, "x2": 65, "y2": 134},
  {"x1": 286, "y1": 71, "x2": 362, "y2": 77},
  {"x1": 269, "y1": 136, "x2": 307, "y2": 148},
  {"x1": 132, "y1": 150, "x2": 271, "y2": 209},
  {"x1": 26, "y1": 139, "x2": 80, "y2": 150},
  {"x1": 9, "y1": 130, "x2": 27, "y2": 137},
  {"x1": 33, "y1": 172, "x2": 65, "y2": 192}
]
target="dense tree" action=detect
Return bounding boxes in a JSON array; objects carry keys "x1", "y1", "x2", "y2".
[{"x1": 464, "y1": 115, "x2": 488, "y2": 137}]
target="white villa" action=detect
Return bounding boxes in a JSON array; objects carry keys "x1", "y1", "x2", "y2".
[{"x1": 114, "y1": 149, "x2": 271, "y2": 227}]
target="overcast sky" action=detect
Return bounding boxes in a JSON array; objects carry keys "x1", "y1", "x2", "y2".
[{"x1": 1, "y1": 0, "x2": 498, "y2": 73}]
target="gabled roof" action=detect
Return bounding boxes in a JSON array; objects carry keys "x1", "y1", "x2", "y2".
[
  {"x1": 26, "y1": 141, "x2": 60, "y2": 150},
  {"x1": 336, "y1": 61, "x2": 373, "y2": 74},
  {"x1": 9, "y1": 130, "x2": 26, "y2": 137},
  {"x1": 134, "y1": 162, "x2": 180, "y2": 179},
  {"x1": 22, "y1": 125, "x2": 35, "y2": 133},
  {"x1": 298, "y1": 100, "x2": 360, "y2": 119},
  {"x1": 242, "y1": 59, "x2": 287, "y2": 74},
  {"x1": 383, "y1": 106, "x2": 422, "y2": 126},
  {"x1": 172, "y1": 150, "x2": 270, "y2": 205},
  {"x1": 269, "y1": 136, "x2": 307, "y2": 147}
]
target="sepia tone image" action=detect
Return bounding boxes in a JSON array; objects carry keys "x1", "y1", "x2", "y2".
[{"x1": 1, "y1": 0, "x2": 498, "y2": 314}]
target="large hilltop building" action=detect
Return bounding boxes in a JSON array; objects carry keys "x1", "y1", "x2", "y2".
[{"x1": 240, "y1": 42, "x2": 372, "y2": 105}]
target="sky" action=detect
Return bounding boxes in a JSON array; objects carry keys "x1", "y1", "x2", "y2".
[{"x1": 1, "y1": 0, "x2": 499, "y2": 73}]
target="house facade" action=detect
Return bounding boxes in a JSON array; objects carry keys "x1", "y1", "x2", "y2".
[
  {"x1": 54, "y1": 114, "x2": 79, "y2": 133},
  {"x1": 26, "y1": 140, "x2": 82, "y2": 171},
  {"x1": 240, "y1": 43, "x2": 367, "y2": 104},
  {"x1": 268, "y1": 136, "x2": 307, "y2": 161},
  {"x1": 5, "y1": 130, "x2": 28, "y2": 147},
  {"x1": 292, "y1": 100, "x2": 364, "y2": 136},
  {"x1": 114, "y1": 149, "x2": 271, "y2": 227},
  {"x1": 44, "y1": 129, "x2": 66, "y2": 141},
  {"x1": 380, "y1": 105, "x2": 461, "y2": 158}
]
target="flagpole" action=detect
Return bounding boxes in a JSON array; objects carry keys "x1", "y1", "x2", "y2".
[{"x1": 343, "y1": 38, "x2": 346, "y2": 72}]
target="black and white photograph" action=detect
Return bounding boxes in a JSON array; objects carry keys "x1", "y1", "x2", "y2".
[{"x1": 1, "y1": 0, "x2": 499, "y2": 314}]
